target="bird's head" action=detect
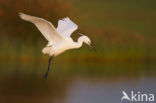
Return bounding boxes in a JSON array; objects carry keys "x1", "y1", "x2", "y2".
[{"x1": 78, "y1": 33, "x2": 96, "y2": 51}]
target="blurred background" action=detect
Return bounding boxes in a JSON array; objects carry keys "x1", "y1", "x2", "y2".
[{"x1": 0, "y1": 0, "x2": 156, "y2": 103}]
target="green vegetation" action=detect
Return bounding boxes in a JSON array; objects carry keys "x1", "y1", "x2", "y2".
[{"x1": 0, "y1": 0, "x2": 156, "y2": 62}]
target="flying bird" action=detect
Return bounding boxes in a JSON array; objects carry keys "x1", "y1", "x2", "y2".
[{"x1": 19, "y1": 13, "x2": 95, "y2": 79}]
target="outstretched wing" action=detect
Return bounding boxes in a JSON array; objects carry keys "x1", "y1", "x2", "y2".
[
  {"x1": 57, "y1": 17, "x2": 78, "y2": 37},
  {"x1": 19, "y1": 13, "x2": 63, "y2": 43}
]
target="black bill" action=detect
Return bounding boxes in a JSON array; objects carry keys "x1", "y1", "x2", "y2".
[{"x1": 89, "y1": 43, "x2": 96, "y2": 52}]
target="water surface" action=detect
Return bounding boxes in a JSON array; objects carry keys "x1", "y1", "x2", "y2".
[{"x1": 0, "y1": 61, "x2": 156, "y2": 103}]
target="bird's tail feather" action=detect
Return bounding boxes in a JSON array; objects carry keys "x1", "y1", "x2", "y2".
[{"x1": 42, "y1": 47, "x2": 51, "y2": 54}]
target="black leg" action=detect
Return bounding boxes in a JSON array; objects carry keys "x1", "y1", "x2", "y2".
[{"x1": 43, "y1": 56, "x2": 54, "y2": 79}]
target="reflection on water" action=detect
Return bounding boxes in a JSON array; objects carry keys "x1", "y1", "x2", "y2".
[{"x1": 0, "y1": 60, "x2": 156, "y2": 103}]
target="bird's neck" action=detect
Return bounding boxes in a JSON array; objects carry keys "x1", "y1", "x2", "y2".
[{"x1": 73, "y1": 36, "x2": 83, "y2": 49}]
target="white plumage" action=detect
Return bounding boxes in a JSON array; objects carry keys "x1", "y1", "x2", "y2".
[
  {"x1": 19, "y1": 13, "x2": 62, "y2": 44},
  {"x1": 57, "y1": 17, "x2": 78, "y2": 37},
  {"x1": 19, "y1": 12, "x2": 95, "y2": 78}
]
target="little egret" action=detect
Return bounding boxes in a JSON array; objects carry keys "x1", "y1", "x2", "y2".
[{"x1": 19, "y1": 13, "x2": 95, "y2": 78}]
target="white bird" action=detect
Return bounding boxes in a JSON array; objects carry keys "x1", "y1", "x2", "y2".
[{"x1": 19, "y1": 13, "x2": 95, "y2": 78}]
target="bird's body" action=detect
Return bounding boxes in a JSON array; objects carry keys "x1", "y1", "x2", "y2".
[
  {"x1": 19, "y1": 13, "x2": 95, "y2": 78},
  {"x1": 43, "y1": 35, "x2": 88, "y2": 56},
  {"x1": 42, "y1": 37, "x2": 74, "y2": 56}
]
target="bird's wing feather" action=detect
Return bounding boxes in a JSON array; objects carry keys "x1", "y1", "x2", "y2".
[
  {"x1": 19, "y1": 13, "x2": 63, "y2": 43},
  {"x1": 57, "y1": 17, "x2": 78, "y2": 37}
]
